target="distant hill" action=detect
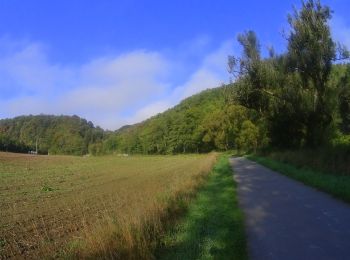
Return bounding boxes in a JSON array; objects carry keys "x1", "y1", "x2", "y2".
[
  {"x1": 116, "y1": 124, "x2": 134, "y2": 133},
  {"x1": 117, "y1": 86, "x2": 226, "y2": 134},
  {"x1": 100, "y1": 85, "x2": 257, "y2": 154},
  {"x1": 0, "y1": 115, "x2": 104, "y2": 155}
]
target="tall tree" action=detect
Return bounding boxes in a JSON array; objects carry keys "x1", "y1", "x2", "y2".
[
  {"x1": 229, "y1": 31, "x2": 270, "y2": 114},
  {"x1": 337, "y1": 65, "x2": 350, "y2": 134},
  {"x1": 287, "y1": 0, "x2": 337, "y2": 145}
]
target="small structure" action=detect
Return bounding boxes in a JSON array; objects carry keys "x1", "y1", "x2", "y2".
[{"x1": 28, "y1": 138, "x2": 38, "y2": 155}]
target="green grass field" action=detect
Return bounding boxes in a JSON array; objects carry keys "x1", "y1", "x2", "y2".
[{"x1": 0, "y1": 152, "x2": 217, "y2": 259}]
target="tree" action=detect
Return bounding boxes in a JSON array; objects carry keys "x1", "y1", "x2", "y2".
[
  {"x1": 230, "y1": 0, "x2": 349, "y2": 148},
  {"x1": 286, "y1": 0, "x2": 337, "y2": 146},
  {"x1": 337, "y1": 65, "x2": 350, "y2": 134},
  {"x1": 201, "y1": 105, "x2": 250, "y2": 151},
  {"x1": 235, "y1": 120, "x2": 259, "y2": 153},
  {"x1": 229, "y1": 31, "x2": 270, "y2": 114}
]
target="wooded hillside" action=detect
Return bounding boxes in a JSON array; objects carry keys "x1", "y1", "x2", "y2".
[{"x1": 0, "y1": 115, "x2": 104, "y2": 155}]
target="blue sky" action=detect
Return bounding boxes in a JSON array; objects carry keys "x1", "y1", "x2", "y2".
[{"x1": 0, "y1": 0, "x2": 349, "y2": 129}]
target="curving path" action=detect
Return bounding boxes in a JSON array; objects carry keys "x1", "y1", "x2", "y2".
[{"x1": 230, "y1": 157, "x2": 350, "y2": 260}]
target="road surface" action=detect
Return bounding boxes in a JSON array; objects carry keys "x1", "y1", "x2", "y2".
[{"x1": 230, "y1": 157, "x2": 350, "y2": 260}]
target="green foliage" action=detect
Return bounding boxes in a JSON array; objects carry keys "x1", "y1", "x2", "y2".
[
  {"x1": 41, "y1": 185, "x2": 55, "y2": 192},
  {"x1": 105, "y1": 88, "x2": 227, "y2": 154},
  {"x1": 287, "y1": 0, "x2": 335, "y2": 90},
  {"x1": 235, "y1": 120, "x2": 259, "y2": 153},
  {"x1": 263, "y1": 144, "x2": 350, "y2": 177},
  {"x1": 231, "y1": 0, "x2": 350, "y2": 149},
  {"x1": 200, "y1": 105, "x2": 248, "y2": 151},
  {"x1": 102, "y1": 88, "x2": 263, "y2": 154},
  {"x1": 88, "y1": 142, "x2": 104, "y2": 156},
  {"x1": 0, "y1": 115, "x2": 104, "y2": 155},
  {"x1": 0, "y1": 238, "x2": 5, "y2": 249},
  {"x1": 0, "y1": 133, "x2": 30, "y2": 153},
  {"x1": 287, "y1": 0, "x2": 337, "y2": 146},
  {"x1": 229, "y1": 31, "x2": 270, "y2": 114},
  {"x1": 335, "y1": 64, "x2": 350, "y2": 133}
]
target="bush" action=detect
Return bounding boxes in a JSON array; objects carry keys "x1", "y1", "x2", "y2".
[{"x1": 265, "y1": 136, "x2": 350, "y2": 175}]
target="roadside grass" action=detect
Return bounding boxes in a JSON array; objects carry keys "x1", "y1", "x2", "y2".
[
  {"x1": 263, "y1": 148, "x2": 350, "y2": 176},
  {"x1": 248, "y1": 155, "x2": 350, "y2": 203},
  {"x1": 157, "y1": 154, "x2": 247, "y2": 260}
]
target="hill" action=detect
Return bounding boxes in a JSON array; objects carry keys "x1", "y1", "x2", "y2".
[
  {"x1": 0, "y1": 115, "x2": 104, "y2": 155},
  {"x1": 99, "y1": 86, "x2": 262, "y2": 155}
]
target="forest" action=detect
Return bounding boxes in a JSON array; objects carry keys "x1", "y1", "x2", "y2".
[
  {"x1": 1, "y1": 0, "x2": 350, "y2": 160},
  {"x1": 0, "y1": 115, "x2": 104, "y2": 155}
]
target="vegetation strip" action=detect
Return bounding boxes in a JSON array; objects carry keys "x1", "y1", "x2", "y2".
[
  {"x1": 157, "y1": 155, "x2": 247, "y2": 260},
  {"x1": 248, "y1": 155, "x2": 350, "y2": 203}
]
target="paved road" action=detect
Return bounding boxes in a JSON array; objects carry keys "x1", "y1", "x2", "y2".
[{"x1": 230, "y1": 157, "x2": 350, "y2": 260}]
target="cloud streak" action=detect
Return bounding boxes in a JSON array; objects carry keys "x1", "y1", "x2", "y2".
[{"x1": 0, "y1": 38, "x2": 233, "y2": 129}]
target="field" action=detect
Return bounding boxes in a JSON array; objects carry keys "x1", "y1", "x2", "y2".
[{"x1": 0, "y1": 152, "x2": 217, "y2": 259}]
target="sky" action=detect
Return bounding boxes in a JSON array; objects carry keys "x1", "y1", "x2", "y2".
[{"x1": 0, "y1": 0, "x2": 349, "y2": 130}]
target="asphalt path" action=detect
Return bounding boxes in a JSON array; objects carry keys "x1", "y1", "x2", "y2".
[{"x1": 230, "y1": 157, "x2": 350, "y2": 260}]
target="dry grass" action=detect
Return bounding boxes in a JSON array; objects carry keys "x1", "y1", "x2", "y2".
[{"x1": 0, "y1": 152, "x2": 217, "y2": 259}]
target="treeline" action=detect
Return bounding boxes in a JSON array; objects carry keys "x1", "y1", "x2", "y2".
[
  {"x1": 91, "y1": 87, "x2": 267, "y2": 155},
  {"x1": 228, "y1": 0, "x2": 350, "y2": 151},
  {"x1": 0, "y1": 115, "x2": 104, "y2": 155},
  {"x1": 0, "y1": 88, "x2": 265, "y2": 156}
]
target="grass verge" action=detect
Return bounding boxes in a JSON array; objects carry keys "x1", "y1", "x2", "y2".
[
  {"x1": 157, "y1": 154, "x2": 247, "y2": 260},
  {"x1": 248, "y1": 155, "x2": 350, "y2": 203}
]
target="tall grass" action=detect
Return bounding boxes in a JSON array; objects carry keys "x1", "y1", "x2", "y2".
[
  {"x1": 0, "y1": 152, "x2": 217, "y2": 259},
  {"x1": 264, "y1": 140, "x2": 350, "y2": 176}
]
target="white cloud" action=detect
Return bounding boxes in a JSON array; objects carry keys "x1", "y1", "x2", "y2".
[
  {"x1": 178, "y1": 40, "x2": 233, "y2": 99},
  {"x1": 127, "y1": 40, "x2": 234, "y2": 124},
  {"x1": 60, "y1": 51, "x2": 170, "y2": 127},
  {"x1": 0, "y1": 38, "x2": 234, "y2": 130},
  {"x1": 0, "y1": 42, "x2": 73, "y2": 97},
  {"x1": 174, "y1": 68, "x2": 224, "y2": 100},
  {"x1": 0, "y1": 44, "x2": 171, "y2": 129},
  {"x1": 127, "y1": 100, "x2": 172, "y2": 124}
]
